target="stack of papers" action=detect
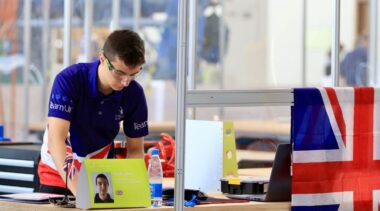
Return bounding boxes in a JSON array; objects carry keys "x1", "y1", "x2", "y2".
[{"x1": 0, "y1": 193, "x2": 72, "y2": 204}]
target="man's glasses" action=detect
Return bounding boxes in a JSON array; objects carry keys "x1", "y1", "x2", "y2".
[{"x1": 104, "y1": 54, "x2": 142, "y2": 80}]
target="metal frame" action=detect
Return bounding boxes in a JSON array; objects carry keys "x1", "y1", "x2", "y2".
[
  {"x1": 301, "y1": 0, "x2": 307, "y2": 86},
  {"x1": 133, "y1": 0, "x2": 141, "y2": 31},
  {"x1": 187, "y1": 0, "x2": 198, "y2": 119},
  {"x1": 41, "y1": 0, "x2": 50, "y2": 121},
  {"x1": 112, "y1": 0, "x2": 120, "y2": 30},
  {"x1": 331, "y1": 0, "x2": 341, "y2": 86},
  {"x1": 218, "y1": 0, "x2": 226, "y2": 90},
  {"x1": 187, "y1": 89, "x2": 293, "y2": 107},
  {"x1": 84, "y1": 0, "x2": 93, "y2": 62},
  {"x1": 22, "y1": 0, "x2": 31, "y2": 141},
  {"x1": 369, "y1": 0, "x2": 378, "y2": 85},
  {"x1": 175, "y1": 2, "x2": 295, "y2": 210},
  {"x1": 174, "y1": 1, "x2": 189, "y2": 210},
  {"x1": 63, "y1": 0, "x2": 72, "y2": 68}
]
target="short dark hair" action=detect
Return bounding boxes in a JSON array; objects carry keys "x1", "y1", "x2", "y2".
[
  {"x1": 103, "y1": 29, "x2": 145, "y2": 67},
  {"x1": 96, "y1": 173, "x2": 109, "y2": 185}
]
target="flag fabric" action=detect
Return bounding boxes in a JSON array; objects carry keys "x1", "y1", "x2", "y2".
[
  {"x1": 63, "y1": 137, "x2": 112, "y2": 180},
  {"x1": 63, "y1": 138, "x2": 82, "y2": 180},
  {"x1": 291, "y1": 87, "x2": 380, "y2": 211}
]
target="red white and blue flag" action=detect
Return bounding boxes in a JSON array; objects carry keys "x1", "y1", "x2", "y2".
[
  {"x1": 63, "y1": 138, "x2": 81, "y2": 180},
  {"x1": 292, "y1": 87, "x2": 380, "y2": 211},
  {"x1": 39, "y1": 128, "x2": 114, "y2": 188},
  {"x1": 63, "y1": 138, "x2": 112, "y2": 181}
]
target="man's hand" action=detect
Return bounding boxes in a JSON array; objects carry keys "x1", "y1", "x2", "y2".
[
  {"x1": 126, "y1": 137, "x2": 144, "y2": 158},
  {"x1": 47, "y1": 117, "x2": 78, "y2": 195}
]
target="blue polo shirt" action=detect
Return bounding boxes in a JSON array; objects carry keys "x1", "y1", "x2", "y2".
[{"x1": 48, "y1": 60, "x2": 149, "y2": 158}]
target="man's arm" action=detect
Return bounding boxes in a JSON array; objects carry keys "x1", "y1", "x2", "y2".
[
  {"x1": 47, "y1": 117, "x2": 78, "y2": 195},
  {"x1": 126, "y1": 137, "x2": 144, "y2": 158}
]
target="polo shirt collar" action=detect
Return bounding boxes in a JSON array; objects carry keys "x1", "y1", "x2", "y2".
[{"x1": 88, "y1": 60, "x2": 123, "y2": 102}]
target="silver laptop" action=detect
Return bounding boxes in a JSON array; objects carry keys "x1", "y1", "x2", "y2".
[{"x1": 226, "y1": 143, "x2": 291, "y2": 202}]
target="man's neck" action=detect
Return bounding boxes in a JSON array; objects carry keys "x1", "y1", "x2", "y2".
[{"x1": 99, "y1": 193, "x2": 108, "y2": 200}]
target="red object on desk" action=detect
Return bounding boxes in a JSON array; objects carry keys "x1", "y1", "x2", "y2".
[
  {"x1": 114, "y1": 133, "x2": 176, "y2": 177},
  {"x1": 145, "y1": 133, "x2": 175, "y2": 177}
]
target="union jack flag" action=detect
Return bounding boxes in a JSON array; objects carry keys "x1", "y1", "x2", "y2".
[
  {"x1": 63, "y1": 138, "x2": 82, "y2": 180},
  {"x1": 63, "y1": 138, "x2": 112, "y2": 180},
  {"x1": 86, "y1": 143, "x2": 112, "y2": 159},
  {"x1": 291, "y1": 87, "x2": 380, "y2": 211}
]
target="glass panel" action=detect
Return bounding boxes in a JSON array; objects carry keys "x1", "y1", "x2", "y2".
[
  {"x1": 306, "y1": 0, "x2": 332, "y2": 86},
  {"x1": 0, "y1": 0, "x2": 373, "y2": 142},
  {"x1": 194, "y1": 106, "x2": 290, "y2": 143},
  {"x1": 196, "y1": 0, "x2": 305, "y2": 90},
  {"x1": 120, "y1": 0, "x2": 134, "y2": 19},
  {"x1": 194, "y1": 106, "x2": 291, "y2": 166},
  {"x1": 338, "y1": 0, "x2": 369, "y2": 87},
  {"x1": 141, "y1": 0, "x2": 167, "y2": 18},
  {"x1": 0, "y1": 0, "x2": 22, "y2": 139}
]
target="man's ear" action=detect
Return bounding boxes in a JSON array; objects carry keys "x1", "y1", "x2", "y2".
[{"x1": 98, "y1": 52, "x2": 104, "y2": 63}]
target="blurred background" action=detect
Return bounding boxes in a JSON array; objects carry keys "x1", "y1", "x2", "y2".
[{"x1": 0, "y1": 0, "x2": 373, "y2": 152}]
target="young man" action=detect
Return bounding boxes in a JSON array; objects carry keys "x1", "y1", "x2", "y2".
[
  {"x1": 38, "y1": 29, "x2": 148, "y2": 195},
  {"x1": 94, "y1": 174, "x2": 114, "y2": 203}
]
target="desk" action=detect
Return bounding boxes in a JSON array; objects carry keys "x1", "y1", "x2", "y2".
[
  {"x1": 0, "y1": 200, "x2": 290, "y2": 211},
  {"x1": 0, "y1": 168, "x2": 290, "y2": 211}
]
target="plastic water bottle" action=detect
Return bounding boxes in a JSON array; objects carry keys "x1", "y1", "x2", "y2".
[
  {"x1": 148, "y1": 149, "x2": 163, "y2": 207},
  {"x1": 0, "y1": 125, "x2": 3, "y2": 139}
]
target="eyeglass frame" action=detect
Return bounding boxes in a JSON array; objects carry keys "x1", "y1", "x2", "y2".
[{"x1": 103, "y1": 53, "x2": 142, "y2": 80}]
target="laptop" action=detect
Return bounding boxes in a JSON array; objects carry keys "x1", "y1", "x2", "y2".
[{"x1": 226, "y1": 143, "x2": 291, "y2": 202}]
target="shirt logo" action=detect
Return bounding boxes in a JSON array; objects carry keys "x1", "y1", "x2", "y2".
[
  {"x1": 50, "y1": 93, "x2": 73, "y2": 113},
  {"x1": 134, "y1": 121, "x2": 147, "y2": 130},
  {"x1": 50, "y1": 102, "x2": 73, "y2": 113},
  {"x1": 115, "y1": 106, "x2": 124, "y2": 121},
  {"x1": 52, "y1": 93, "x2": 73, "y2": 104}
]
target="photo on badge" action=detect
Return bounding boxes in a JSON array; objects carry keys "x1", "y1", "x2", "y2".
[{"x1": 93, "y1": 172, "x2": 114, "y2": 203}]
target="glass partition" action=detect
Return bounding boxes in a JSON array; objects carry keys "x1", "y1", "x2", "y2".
[{"x1": 0, "y1": 0, "x2": 373, "y2": 141}]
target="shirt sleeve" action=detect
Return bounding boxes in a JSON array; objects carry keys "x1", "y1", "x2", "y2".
[
  {"x1": 123, "y1": 85, "x2": 149, "y2": 138},
  {"x1": 48, "y1": 73, "x2": 76, "y2": 121}
]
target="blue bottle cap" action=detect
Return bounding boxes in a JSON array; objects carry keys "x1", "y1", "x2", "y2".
[{"x1": 151, "y1": 149, "x2": 159, "y2": 156}]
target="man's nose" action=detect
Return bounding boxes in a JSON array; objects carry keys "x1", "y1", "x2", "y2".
[{"x1": 121, "y1": 78, "x2": 131, "y2": 87}]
